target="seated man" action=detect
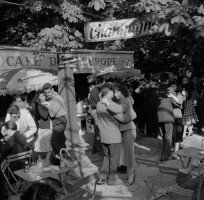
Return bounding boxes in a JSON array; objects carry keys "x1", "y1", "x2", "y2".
[
  {"x1": 176, "y1": 159, "x2": 204, "y2": 200},
  {"x1": 1, "y1": 120, "x2": 27, "y2": 170}
]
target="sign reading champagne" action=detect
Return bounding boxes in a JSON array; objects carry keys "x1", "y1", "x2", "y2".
[{"x1": 84, "y1": 18, "x2": 157, "y2": 42}]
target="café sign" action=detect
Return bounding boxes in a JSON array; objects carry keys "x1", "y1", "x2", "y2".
[
  {"x1": 84, "y1": 18, "x2": 157, "y2": 42},
  {"x1": 0, "y1": 50, "x2": 57, "y2": 71},
  {"x1": 63, "y1": 50, "x2": 134, "y2": 73}
]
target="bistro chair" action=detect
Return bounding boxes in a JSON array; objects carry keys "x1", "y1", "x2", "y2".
[
  {"x1": 6, "y1": 150, "x2": 33, "y2": 189},
  {"x1": 159, "y1": 165, "x2": 193, "y2": 200},
  {"x1": 135, "y1": 157, "x2": 174, "y2": 200},
  {"x1": 58, "y1": 188, "x2": 93, "y2": 200},
  {"x1": 7, "y1": 150, "x2": 32, "y2": 164},
  {"x1": 1, "y1": 159, "x2": 22, "y2": 197},
  {"x1": 44, "y1": 167, "x2": 70, "y2": 199}
]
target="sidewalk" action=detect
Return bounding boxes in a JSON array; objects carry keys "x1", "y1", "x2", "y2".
[
  {"x1": 10, "y1": 132, "x2": 203, "y2": 200},
  {"x1": 80, "y1": 131, "x2": 203, "y2": 200}
]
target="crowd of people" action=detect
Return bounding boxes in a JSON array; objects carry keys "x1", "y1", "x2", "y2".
[
  {"x1": 0, "y1": 83, "x2": 74, "y2": 169},
  {"x1": 0, "y1": 70, "x2": 204, "y2": 199},
  {"x1": 87, "y1": 72, "x2": 204, "y2": 190}
]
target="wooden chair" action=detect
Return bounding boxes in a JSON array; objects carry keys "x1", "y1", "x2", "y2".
[
  {"x1": 1, "y1": 159, "x2": 22, "y2": 196},
  {"x1": 159, "y1": 165, "x2": 193, "y2": 200},
  {"x1": 135, "y1": 157, "x2": 174, "y2": 200}
]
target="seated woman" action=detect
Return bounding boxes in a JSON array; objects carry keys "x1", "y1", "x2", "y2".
[
  {"x1": 1, "y1": 120, "x2": 27, "y2": 169},
  {"x1": 34, "y1": 90, "x2": 52, "y2": 165},
  {"x1": 176, "y1": 159, "x2": 204, "y2": 200},
  {"x1": 5, "y1": 104, "x2": 37, "y2": 150}
]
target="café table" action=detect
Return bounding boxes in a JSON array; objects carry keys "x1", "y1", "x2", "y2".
[
  {"x1": 14, "y1": 164, "x2": 70, "y2": 195},
  {"x1": 174, "y1": 147, "x2": 204, "y2": 168}
]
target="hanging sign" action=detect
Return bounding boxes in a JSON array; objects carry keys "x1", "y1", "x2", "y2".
[
  {"x1": 0, "y1": 50, "x2": 58, "y2": 71},
  {"x1": 84, "y1": 18, "x2": 157, "y2": 42},
  {"x1": 62, "y1": 50, "x2": 134, "y2": 73}
]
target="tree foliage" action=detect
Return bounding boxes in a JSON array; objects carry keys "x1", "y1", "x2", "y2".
[
  {"x1": 0, "y1": 0, "x2": 89, "y2": 52},
  {"x1": 87, "y1": 0, "x2": 204, "y2": 73}
]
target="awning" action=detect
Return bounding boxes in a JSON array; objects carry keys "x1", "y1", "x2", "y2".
[{"x1": 87, "y1": 66, "x2": 141, "y2": 83}]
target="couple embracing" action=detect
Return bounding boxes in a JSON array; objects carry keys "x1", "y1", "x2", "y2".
[
  {"x1": 96, "y1": 83, "x2": 136, "y2": 186},
  {"x1": 35, "y1": 83, "x2": 70, "y2": 166}
]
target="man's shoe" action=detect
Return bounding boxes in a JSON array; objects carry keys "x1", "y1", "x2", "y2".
[
  {"x1": 117, "y1": 165, "x2": 127, "y2": 174},
  {"x1": 97, "y1": 179, "x2": 106, "y2": 185},
  {"x1": 160, "y1": 157, "x2": 170, "y2": 162}
]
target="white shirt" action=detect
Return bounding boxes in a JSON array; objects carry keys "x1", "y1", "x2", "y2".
[{"x1": 5, "y1": 109, "x2": 37, "y2": 143}]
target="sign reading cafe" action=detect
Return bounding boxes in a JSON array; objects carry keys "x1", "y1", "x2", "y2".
[
  {"x1": 0, "y1": 50, "x2": 57, "y2": 71},
  {"x1": 84, "y1": 18, "x2": 158, "y2": 42}
]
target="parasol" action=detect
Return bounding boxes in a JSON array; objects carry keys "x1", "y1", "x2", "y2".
[
  {"x1": 87, "y1": 66, "x2": 141, "y2": 83},
  {"x1": 0, "y1": 68, "x2": 58, "y2": 96}
]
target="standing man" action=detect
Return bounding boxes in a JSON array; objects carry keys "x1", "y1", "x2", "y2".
[
  {"x1": 156, "y1": 73, "x2": 174, "y2": 161},
  {"x1": 43, "y1": 83, "x2": 67, "y2": 165},
  {"x1": 90, "y1": 77, "x2": 104, "y2": 154},
  {"x1": 96, "y1": 84, "x2": 121, "y2": 185}
]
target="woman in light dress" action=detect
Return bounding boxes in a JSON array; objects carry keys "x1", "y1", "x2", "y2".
[{"x1": 34, "y1": 90, "x2": 52, "y2": 165}]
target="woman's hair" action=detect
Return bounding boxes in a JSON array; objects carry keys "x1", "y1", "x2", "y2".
[
  {"x1": 35, "y1": 90, "x2": 44, "y2": 99},
  {"x1": 114, "y1": 84, "x2": 129, "y2": 98},
  {"x1": 21, "y1": 94, "x2": 28, "y2": 102},
  {"x1": 170, "y1": 82, "x2": 180, "y2": 93},
  {"x1": 4, "y1": 120, "x2": 17, "y2": 131},
  {"x1": 20, "y1": 183, "x2": 57, "y2": 200},
  {"x1": 7, "y1": 105, "x2": 20, "y2": 115}
]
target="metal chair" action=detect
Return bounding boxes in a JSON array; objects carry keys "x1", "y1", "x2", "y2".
[
  {"x1": 1, "y1": 159, "x2": 22, "y2": 196},
  {"x1": 7, "y1": 150, "x2": 32, "y2": 164},
  {"x1": 135, "y1": 157, "x2": 174, "y2": 200},
  {"x1": 6, "y1": 150, "x2": 33, "y2": 189},
  {"x1": 44, "y1": 167, "x2": 70, "y2": 199},
  {"x1": 159, "y1": 165, "x2": 193, "y2": 200}
]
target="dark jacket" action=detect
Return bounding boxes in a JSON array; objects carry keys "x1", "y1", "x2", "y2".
[
  {"x1": 156, "y1": 84, "x2": 174, "y2": 123},
  {"x1": 37, "y1": 102, "x2": 51, "y2": 129},
  {"x1": 90, "y1": 86, "x2": 100, "y2": 109},
  {"x1": 1, "y1": 131, "x2": 27, "y2": 170}
]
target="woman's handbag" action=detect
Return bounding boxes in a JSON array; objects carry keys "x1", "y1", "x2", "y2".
[{"x1": 59, "y1": 148, "x2": 78, "y2": 168}]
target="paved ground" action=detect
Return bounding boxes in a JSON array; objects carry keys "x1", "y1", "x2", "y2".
[
  {"x1": 10, "y1": 130, "x2": 203, "y2": 200},
  {"x1": 80, "y1": 131, "x2": 203, "y2": 200}
]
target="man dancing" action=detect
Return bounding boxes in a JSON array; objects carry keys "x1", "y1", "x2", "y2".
[{"x1": 96, "y1": 83, "x2": 121, "y2": 185}]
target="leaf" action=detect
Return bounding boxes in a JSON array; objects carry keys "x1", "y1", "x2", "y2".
[
  {"x1": 139, "y1": 5, "x2": 145, "y2": 13},
  {"x1": 182, "y1": 0, "x2": 188, "y2": 6},
  {"x1": 171, "y1": 16, "x2": 186, "y2": 25},
  {"x1": 94, "y1": 1, "x2": 101, "y2": 11},
  {"x1": 159, "y1": 23, "x2": 167, "y2": 32},
  {"x1": 165, "y1": 24, "x2": 172, "y2": 36},
  {"x1": 155, "y1": 5, "x2": 161, "y2": 12},
  {"x1": 100, "y1": 0, "x2": 106, "y2": 9},
  {"x1": 198, "y1": 5, "x2": 204, "y2": 15},
  {"x1": 144, "y1": 6, "x2": 151, "y2": 13}
]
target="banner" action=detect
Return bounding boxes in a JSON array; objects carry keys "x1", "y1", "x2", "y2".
[{"x1": 84, "y1": 18, "x2": 157, "y2": 42}]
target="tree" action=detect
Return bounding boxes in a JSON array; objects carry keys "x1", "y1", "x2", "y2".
[
  {"x1": 87, "y1": 0, "x2": 204, "y2": 73},
  {"x1": 0, "y1": 0, "x2": 93, "y2": 52}
]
